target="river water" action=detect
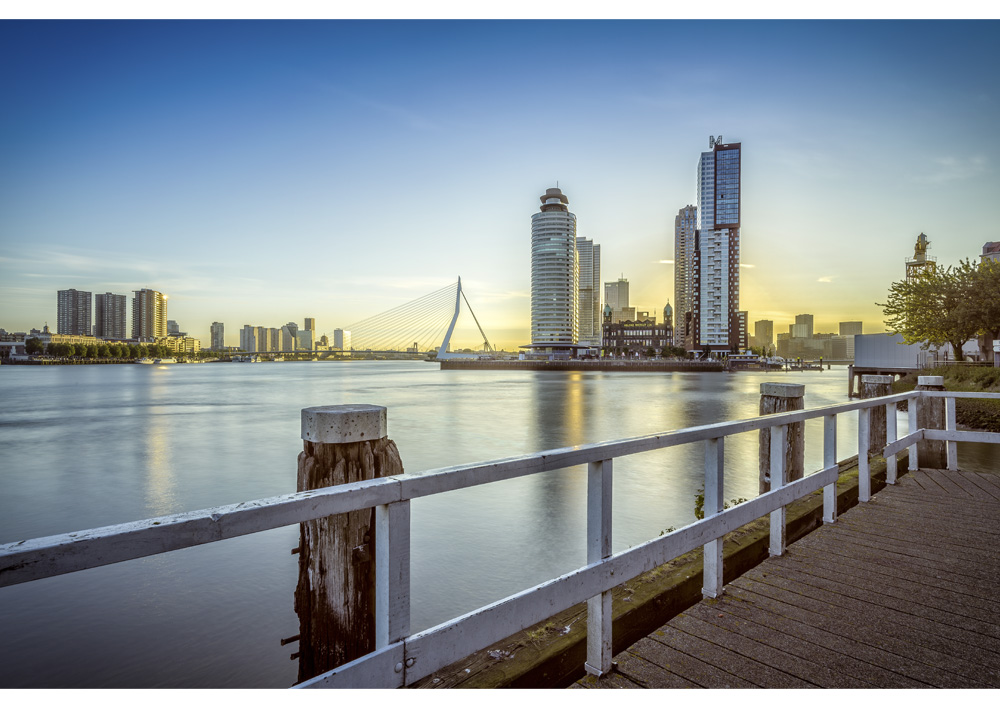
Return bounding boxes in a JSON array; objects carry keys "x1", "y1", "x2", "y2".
[{"x1": 0, "y1": 361, "x2": 994, "y2": 687}]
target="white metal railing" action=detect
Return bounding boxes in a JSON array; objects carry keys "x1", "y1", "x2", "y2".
[{"x1": 2, "y1": 390, "x2": 999, "y2": 688}]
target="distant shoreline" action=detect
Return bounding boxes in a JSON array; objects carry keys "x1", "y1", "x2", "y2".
[{"x1": 438, "y1": 359, "x2": 724, "y2": 373}]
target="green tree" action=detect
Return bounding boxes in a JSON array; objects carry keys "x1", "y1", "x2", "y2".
[
  {"x1": 86, "y1": 344, "x2": 98, "y2": 358},
  {"x1": 969, "y1": 259, "x2": 1000, "y2": 358},
  {"x1": 645, "y1": 347, "x2": 656, "y2": 358},
  {"x1": 98, "y1": 344, "x2": 111, "y2": 358},
  {"x1": 880, "y1": 260, "x2": 982, "y2": 361},
  {"x1": 25, "y1": 337, "x2": 44, "y2": 355}
]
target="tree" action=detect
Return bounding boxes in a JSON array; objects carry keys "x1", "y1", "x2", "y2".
[
  {"x1": 969, "y1": 259, "x2": 1000, "y2": 358},
  {"x1": 645, "y1": 347, "x2": 656, "y2": 359},
  {"x1": 86, "y1": 344, "x2": 98, "y2": 358},
  {"x1": 25, "y1": 337, "x2": 44, "y2": 355},
  {"x1": 879, "y1": 260, "x2": 984, "y2": 361},
  {"x1": 98, "y1": 344, "x2": 111, "y2": 358}
]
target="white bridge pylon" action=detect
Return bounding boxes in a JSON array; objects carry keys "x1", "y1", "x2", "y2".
[{"x1": 437, "y1": 276, "x2": 493, "y2": 359}]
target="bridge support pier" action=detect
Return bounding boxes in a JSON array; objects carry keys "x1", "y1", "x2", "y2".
[{"x1": 294, "y1": 405, "x2": 404, "y2": 684}]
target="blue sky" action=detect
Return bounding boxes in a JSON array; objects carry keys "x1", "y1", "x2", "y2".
[{"x1": 2, "y1": 20, "x2": 999, "y2": 349}]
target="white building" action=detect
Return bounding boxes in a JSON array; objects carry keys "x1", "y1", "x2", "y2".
[
  {"x1": 576, "y1": 237, "x2": 601, "y2": 346},
  {"x1": 529, "y1": 187, "x2": 578, "y2": 353}
]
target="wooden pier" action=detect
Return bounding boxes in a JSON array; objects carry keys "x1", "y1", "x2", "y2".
[{"x1": 575, "y1": 466, "x2": 1000, "y2": 689}]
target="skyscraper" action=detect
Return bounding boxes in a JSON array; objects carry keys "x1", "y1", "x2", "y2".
[
  {"x1": 691, "y1": 136, "x2": 741, "y2": 352},
  {"x1": 673, "y1": 205, "x2": 697, "y2": 346},
  {"x1": 795, "y1": 314, "x2": 814, "y2": 339},
  {"x1": 95, "y1": 292, "x2": 127, "y2": 339},
  {"x1": 57, "y1": 289, "x2": 92, "y2": 336},
  {"x1": 132, "y1": 289, "x2": 167, "y2": 339},
  {"x1": 210, "y1": 322, "x2": 225, "y2": 350},
  {"x1": 754, "y1": 319, "x2": 774, "y2": 350},
  {"x1": 530, "y1": 187, "x2": 578, "y2": 353},
  {"x1": 604, "y1": 277, "x2": 629, "y2": 323},
  {"x1": 576, "y1": 237, "x2": 601, "y2": 347}
]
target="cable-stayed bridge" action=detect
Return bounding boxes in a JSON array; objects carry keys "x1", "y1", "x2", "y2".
[{"x1": 324, "y1": 277, "x2": 494, "y2": 359}]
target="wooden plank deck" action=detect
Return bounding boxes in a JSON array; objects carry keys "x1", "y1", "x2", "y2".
[{"x1": 574, "y1": 467, "x2": 1000, "y2": 689}]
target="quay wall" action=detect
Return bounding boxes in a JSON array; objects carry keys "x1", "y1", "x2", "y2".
[{"x1": 439, "y1": 359, "x2": 724, "y2": 373}]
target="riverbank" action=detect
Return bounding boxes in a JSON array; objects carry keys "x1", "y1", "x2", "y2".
[
  {"x1": 440, "y1": 359, "x2": 724, "y2": 372},
  {"x1": 893, "y1": 366, "x2": 1000, "y2": 432}
]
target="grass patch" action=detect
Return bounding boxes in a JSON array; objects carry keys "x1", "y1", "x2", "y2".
[{"x1": 892, "y1": 365, "x2": 1000, "y2": 432}]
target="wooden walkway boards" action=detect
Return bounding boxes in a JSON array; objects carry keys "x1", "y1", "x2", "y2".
[{"x1": 574, "y1": 467, "x2": 1000, "y2": 689}]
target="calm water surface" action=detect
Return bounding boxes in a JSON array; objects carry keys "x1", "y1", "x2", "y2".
[{"x1": 0, "y1": 361, "x2": 994, "y2": 687}]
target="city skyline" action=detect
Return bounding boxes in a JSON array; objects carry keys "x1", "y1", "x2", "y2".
[{"x1": 2, "y1": 20, "x2": 999, "y2": 349}]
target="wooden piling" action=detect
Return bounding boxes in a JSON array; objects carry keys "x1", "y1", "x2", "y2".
[
  {"x1": 859, "y1": 375, "x2": 893, "y2": 455},
  {"x1": 914, "y1": 376, "x2": 947, "y2": 469},
  {"x1": 758, "y1": 383, "x2": 804, "y2": 493},
  {"x1": 294, "y1": 404, "x2": 403, "y2": 684}
]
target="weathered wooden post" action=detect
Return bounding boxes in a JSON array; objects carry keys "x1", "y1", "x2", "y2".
[
  {"x1": 914, "y1": 376, "x2": 947, "y2": 469},
  {"x1": 759, "y1": 383, "x2": 804, "y2": 493},
  {"x1": 859, "y1": 375, "x2": 893, "y2": 455},
  {"x1": 294, "y1": 404, "x2": 404, "y2": 684}
]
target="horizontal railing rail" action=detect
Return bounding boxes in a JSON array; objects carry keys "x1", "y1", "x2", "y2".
[{"x1": 2, "y1": 389, "x2": 999, "y2": 688}]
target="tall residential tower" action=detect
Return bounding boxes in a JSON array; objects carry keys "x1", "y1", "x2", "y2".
[
  {"x1": 94, "y1": 292, "x2": 127, "y2": 339},
  {"x1": 529, "y1": 187, "x2": 578, "y2": 354},
  {"x1": 576, "y1": 237, "x2": 601, "y2": 347},
  {"x1": 132, "y1": 289, "x2": 167, "y2": 340},
  {"x1": 57, "y1": 289, "x2": 92, "y2": 336},
  {"x1": 690, "y1": 136, "x2": 741, "y2": 352},
  {"x1": 673, "y1": 205, "x2": 697, "y2": 346}
]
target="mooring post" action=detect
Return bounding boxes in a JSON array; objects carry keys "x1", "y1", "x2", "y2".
[
  {"x1": 914, "y1": 376, "x2": 947, "y2": 469},
  {"x1": 859, "y1": 375, "x2": 893, "y2": 455},
  {"x1": 295, "y1": 404, "x2": 404, "y2": 684},
  {"x1": 758, "y1": 383, "x2": 804, "y2": 494}
]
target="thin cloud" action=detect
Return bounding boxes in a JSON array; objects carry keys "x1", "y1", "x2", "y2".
[
  {"x1": 912, "y1": 156, "x2": 988, "y2": 184},
  {"x1": 818, "y1": 276, "x2": 835, "y2": 283},
  {"x1": 740, "y1": 263, "x2": 756, "y2": 269},
  {"x1": 655, "y1": 259, "x2": 675, "y2": 264}
]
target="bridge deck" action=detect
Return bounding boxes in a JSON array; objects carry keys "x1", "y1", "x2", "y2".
[{"x1": 574, "y1": 467, "x2": 1000, "y2": 689}]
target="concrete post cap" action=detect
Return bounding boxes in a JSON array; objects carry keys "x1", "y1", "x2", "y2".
[
  {"x1": 302, "y1": 404, "x2": 387, "y2": 443},
  {"x1": 917, "y1": 376, "x2": 945, "y2": 387},
  {"x1": 861, "y1": 375, "x2": 894, "y2": 384},
  {"x1": 760, "y1": 383, "x2": 805, "y2": 398}
]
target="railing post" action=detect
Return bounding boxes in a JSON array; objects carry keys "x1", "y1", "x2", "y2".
[
  {"x1": 376, "y1": 501, "x2": 410, "y2": 649},
  {"x1": 769, "y1": 425, "x2": 787, "y2": 556},
  {"x1": 296, "y1": 404, "x2": 404, "y2": 684},
  {"x1": 858, "y1": 406, "x2": 871, "y2": 502},
  {"x1": 585, "y1": 458, "x2": 613, "y2": 677},
  {"x1": 702, "y1": 437, "x2": 725, "y2": 598},
  {"x1": 908, "y1": 394, "x2": 919, "y2": 471},
  {"x1": 885, "y1": 401, "x2": 898, "y2": 484},
  {"x1": 823, "y1": 414, "x2": 837, "y2": 523},
  {"x1": 946, "y1": 395, "x2": 958, "y2": 471},
  {"x1": 915, "y1": 376, "x2": 947, "y2": 468}
]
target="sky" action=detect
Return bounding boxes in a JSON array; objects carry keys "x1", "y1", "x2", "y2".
[{"x1": 2, "y1": 17, "x2": 999, "y2": 350}]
